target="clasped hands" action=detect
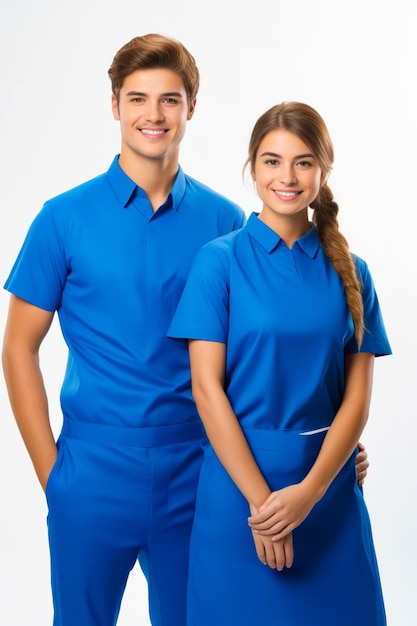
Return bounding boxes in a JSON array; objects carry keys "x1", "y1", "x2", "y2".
[{"x1": 248, "y1": 483, "x2": 317, "y2": 572}]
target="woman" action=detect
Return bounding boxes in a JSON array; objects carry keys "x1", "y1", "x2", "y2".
[{"x1": 168, "y1": 102, "x2": 391, "y2": 625}]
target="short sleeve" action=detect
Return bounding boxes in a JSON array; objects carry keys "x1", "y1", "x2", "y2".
[
  {"x1": 4, "y1": 201, "x2": 68, "y2": 311},
  {"x1": 345, "y1": 256, "x2": 392, "y2": 356},
  {"x1": 168, "y1": 241, "x2": 230, "y2": 343}
]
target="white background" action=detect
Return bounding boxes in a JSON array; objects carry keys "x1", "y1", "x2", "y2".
[{"x1": 0, "y1": 1, "x2": 415, "y2": 624}]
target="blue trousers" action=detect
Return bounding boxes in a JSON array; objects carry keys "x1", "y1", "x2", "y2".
[{"x1": 46, "y1": 418, "x2": 205, "y2": 626}]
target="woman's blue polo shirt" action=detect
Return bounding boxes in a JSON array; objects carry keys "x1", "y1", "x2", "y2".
[
  {"x1": 4, "y1": 156, "x2": 245, "y2": 427},
  {"x1": 168, "y1": 212, "x2": 392, "y2": 431}
]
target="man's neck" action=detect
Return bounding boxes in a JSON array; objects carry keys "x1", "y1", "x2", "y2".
[{"x1": 118, "y1": 150, "x2": 179, "y2": 212}]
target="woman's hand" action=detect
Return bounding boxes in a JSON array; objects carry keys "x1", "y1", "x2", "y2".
[
  {"x1": 251, "y1": 529, "x2": 294, "y2": 571},
  {"x1": 249, "y1": 503, "x2": 293, "y2": 569},
  {"x1": 248, "y1": 482, "x2": 317, "y2": 541}
]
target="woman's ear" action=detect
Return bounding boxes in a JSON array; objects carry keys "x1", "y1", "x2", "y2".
[{"x1": 322, "y1": 167, "x2": 332, "y2": 185}]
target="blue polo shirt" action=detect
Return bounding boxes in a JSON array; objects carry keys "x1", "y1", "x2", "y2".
[
  {"x1": 168, "y1": 212, "x2": 392, "y2": 431},
  {"x1": 4, "y1": 156, "x2": 246, "y2": 427}
]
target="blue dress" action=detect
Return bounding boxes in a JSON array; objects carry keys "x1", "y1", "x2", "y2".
[{"x1": 168, "y1": 213, "x2": 392, "y2": 626}]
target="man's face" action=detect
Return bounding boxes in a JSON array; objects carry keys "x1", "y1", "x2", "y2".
[{"x1": 112, "y1": 68, "x2": 195, "y2": 165}]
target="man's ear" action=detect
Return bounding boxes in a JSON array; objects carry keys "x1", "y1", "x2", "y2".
[
  {"x1": 111, "y1": 94, "x2": 120, "y2": 121},
  {"x1": 188, "y1": 98, "x2": 197, "y2": 120}
]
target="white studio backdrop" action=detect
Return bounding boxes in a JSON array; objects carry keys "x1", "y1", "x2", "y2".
[{"x1": 0, "y1": 1, "x2": 415, "y2": 624}]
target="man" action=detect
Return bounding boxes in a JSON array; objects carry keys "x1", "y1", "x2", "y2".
[{"x1": 2, "y1": 34, "x2": 368, "y2": 626}]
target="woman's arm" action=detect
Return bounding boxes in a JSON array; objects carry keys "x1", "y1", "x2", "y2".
[
  {"x1": 248, "y1": 352, "x2": 375, "y2": 540},
  {"x1": 2, "y1": 295, "x2": 57, "y2": 491},
  {"x1": 189, "y1": 338, "x2": 293, "y2": 569}
]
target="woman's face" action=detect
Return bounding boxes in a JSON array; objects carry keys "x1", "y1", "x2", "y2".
[{"x1": 253, "y1": 128, "x2": 321, "y2": 228}]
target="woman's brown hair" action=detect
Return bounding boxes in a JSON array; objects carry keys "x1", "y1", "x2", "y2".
[{"x1": 244, "y1": 102, "x2": 364, "y2": 346}]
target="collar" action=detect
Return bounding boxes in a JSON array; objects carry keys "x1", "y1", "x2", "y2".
[
  {"x1": 246, "y1": 212, "x2": 320, "y2": 258},
  {"x1": 106, "y1": 155, "x2": 187, "y2": 212}
]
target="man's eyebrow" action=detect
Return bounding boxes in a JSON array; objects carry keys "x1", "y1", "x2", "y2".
[{"x1": 124, "y1": 91, "x2": 184, "y2": 98}]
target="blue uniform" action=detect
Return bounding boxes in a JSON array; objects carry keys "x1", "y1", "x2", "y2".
[
  {"x1": 4, "y1": 156, "x2": 246, "y2": 626},
  {"x1": 168, "y1": 212, "x2": 392, "y2": 626}
]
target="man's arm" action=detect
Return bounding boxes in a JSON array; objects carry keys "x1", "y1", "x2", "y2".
[{"x1": 2, "y1": 295, "x2": 57, "y2": 491}]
